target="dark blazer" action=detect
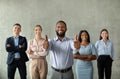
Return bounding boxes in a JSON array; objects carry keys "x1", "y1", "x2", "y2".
[{"x1": 5, "y1": 36, "x2": 29, "y2": 65}]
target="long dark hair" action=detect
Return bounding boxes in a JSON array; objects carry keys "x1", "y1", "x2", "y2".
[
  {"x1": 99, "y1": 29, "x2": 109, "y2": 40},
  {"x1": 78, "y1": 30, "x2": 90, "y2": 43}
]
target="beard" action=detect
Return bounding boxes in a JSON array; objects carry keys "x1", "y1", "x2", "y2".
[{"x1": 56, "y1": 31, "x2": 65, "y2": 37}]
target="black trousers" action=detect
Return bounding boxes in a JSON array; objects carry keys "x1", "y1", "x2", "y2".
[
  {"x1": 97, "y1": 55, "x2": 113, "y2": 79},
  {"x1": 7, "y1": 60, "x2": 27, "y2": 79}
]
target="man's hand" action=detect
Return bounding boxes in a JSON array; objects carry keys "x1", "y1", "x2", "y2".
[{"x1": 74, "y1": 35, "x2": 80, "y2": 49}]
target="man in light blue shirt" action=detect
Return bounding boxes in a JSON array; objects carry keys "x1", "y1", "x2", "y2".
[{"x1": 48, "y1": 20, "x2": 74, "y2": 79}]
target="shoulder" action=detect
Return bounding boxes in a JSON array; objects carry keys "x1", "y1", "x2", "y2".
[
  {"x1": 19, "y1": 35, "x2": 26, "y2": 39},
  {"x1": 88, "y1": 43, "x2": 95, "y2": 47},
  {"x1": 28, "y1": 39, "x2": 34, "y2": 43},
  {"x1": 19, "y1": 36, "x2": 27, "y2": 40},
  {"x1": 108, "y1": 39, "x2": 113, "y2": 43},
  {"x1": 95, "y1": 40, "x2": 101, "y2": 45},
  {"x1": 65, "y1": 37, "x2": 73, "y2": 42},
  {"x1": 6, "y1": 36, "x2": 13, "y2": 40},
  {"x1": 108, "y1": 40, "x2": 113, "y2": 45},
  {"x1": 89, "y1": 43, "x2": 94, "y2": 46}
]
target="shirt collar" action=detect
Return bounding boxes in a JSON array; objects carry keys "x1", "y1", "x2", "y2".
[
  {"x1": 54, "y1": 36, "x2": 67, "y2": 41},
  {"x1": 13, "y1": 35, "x2": 19, "y2": 38},
  {"x1": 101, "y1": 39, "x2": 110, "y2": 43}
]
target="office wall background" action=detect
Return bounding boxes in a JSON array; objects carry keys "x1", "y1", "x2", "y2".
[{"x1": 0, "y1": 0, "x2": 120, "y2": 79}]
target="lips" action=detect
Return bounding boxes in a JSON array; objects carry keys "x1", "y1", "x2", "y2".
[{"x1": 58, "y1": 31, "x2": 63, "y2": 34}]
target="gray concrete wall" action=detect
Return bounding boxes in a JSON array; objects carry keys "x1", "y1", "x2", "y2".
[{"x1": 0, "y1": 0, "x2": 120, "y2": 79}]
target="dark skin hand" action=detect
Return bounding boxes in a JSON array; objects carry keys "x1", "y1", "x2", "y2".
[{"x1": 74, "y1": 53, "x2": 96, "y2": 61}]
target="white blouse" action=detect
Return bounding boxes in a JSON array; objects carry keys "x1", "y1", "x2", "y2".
[{"x1": 27, "y1": 38, "x2": 48, "y2": 59}]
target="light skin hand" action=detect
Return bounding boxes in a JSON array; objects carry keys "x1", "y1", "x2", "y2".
[
  {"x1": 28, "y1": 49, "x2": 34, "y2": 54},
  {"x1": 7, "y1": 44, "x2": 11, "y2": 47},
  {"x1": 19, "y1": 45, "x2": 23, "y2": 48}
]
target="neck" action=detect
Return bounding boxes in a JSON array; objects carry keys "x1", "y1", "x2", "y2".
[
  {"x1": 58, "y1": 36, "x2": 64, "y2": 41},
  {"x1": 35, "y1": 35, "x2": 41, "y2": 40},
  {"x1": 81, "y1": 40, "x2": 89, "y2": 45},
  {"x1": 14, "y1": 34, "x2": 19, "y2": 37},
  {"x1": 103, "y1": 39, "x2": 107, "y2": 43}
]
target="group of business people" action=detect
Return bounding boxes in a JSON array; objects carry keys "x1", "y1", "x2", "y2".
[{"x1": 5, "y1": 20, "x2": 114, "y2": 79}]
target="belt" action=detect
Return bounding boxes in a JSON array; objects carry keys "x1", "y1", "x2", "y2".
[
  {"x1": 51, "y1": 66, "x2": 72, "y2": 73},
  {"x1": 14, "y1": 58, "x2": 21, "y2": 61}
]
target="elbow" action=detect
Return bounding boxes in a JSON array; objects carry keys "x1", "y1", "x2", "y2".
[
  {"x1": 92, "y1": 55, "x2": 97, "y2": 60},
  {"x1": 88, "y1": 55, "x2": 97, "y2": 60}
]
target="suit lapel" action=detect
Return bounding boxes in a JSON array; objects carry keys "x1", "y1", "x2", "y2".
[
  {"x1": 18, "y1": 36, "x2": 22, "y2": 45},
  {"x1": 11, "y1": 36, "x2": 15, "y2": 47}
]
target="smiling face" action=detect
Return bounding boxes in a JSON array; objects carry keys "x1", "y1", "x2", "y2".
[
  {"x1": 13, "y1": 25, "x2": 21, "y2": 36},
  {"x1": 34, "y1": 25, "x2": 42, "y2": 36},
  {"x1": 55, "y1": 21, "x2": 67, "y2": 37},
  {"x1": 99, "y1": 29, "x2": 109, "y2": 40},
  {"x1": 78, "y1": 30, "x2": 90, "y2": 43},
  {"x1": 81, "y1": 32, "x2": 88, "y2": 41},
  {"x1": 101, "y1": 30, "x2": 109, "y2": 40}
]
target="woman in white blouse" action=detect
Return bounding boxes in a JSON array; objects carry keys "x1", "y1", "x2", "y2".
[
  {"x1": 27, "y1": 25, "x2": 48, "y2": 79},
  {"x1": 95, "y1": 29, "x2": 114, "y2": 79}
]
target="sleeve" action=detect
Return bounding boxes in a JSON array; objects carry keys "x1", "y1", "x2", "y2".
[
  {"x1": 5, "y1": 37, "x2": 14, "y2": 53},
  {"x1": 91, "y1": 44, "x2": 97, "y2": 56},
  {"x1": 111, "y1": 42, "x2": 114, "y2": 60},
  {"x1": 18, "y1": 37, "x2": 27, "y2": 52},
  {"x1": 27, "y1": 40, "x2": 39, "y2": 59},
  {"x1": 95, "y1": 41, "x2": 99, "y2": 49},
  {"x1": 70, "y1": 39, "x2": 79, "y2": 54},
  {"x1": 36, "y1": 46, "x2": 48, "y2": 56},
  {"x1": 27, "y1": 39, "x2": 48, "y2": 59},
  {"x1": 95, "y1": 41, "x2": 99, "y2": 54}
]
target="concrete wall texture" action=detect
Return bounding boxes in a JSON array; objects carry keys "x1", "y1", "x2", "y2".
[{"x1": 0, "y1": 0, "x2": 120, "y2": 79}]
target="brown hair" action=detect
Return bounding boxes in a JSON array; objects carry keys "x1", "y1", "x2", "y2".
[{"x1": 34, "y1": 25, "x2": 42, "y2": 31}]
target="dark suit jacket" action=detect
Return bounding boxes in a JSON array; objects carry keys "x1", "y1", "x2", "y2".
[{"x1": 5, "y1": 36, "x2": 29, "y2": 65}]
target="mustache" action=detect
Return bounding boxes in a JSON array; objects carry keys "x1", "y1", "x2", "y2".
[{"x1": 56, "y1": 31, "x2": 65, "y2": 37}]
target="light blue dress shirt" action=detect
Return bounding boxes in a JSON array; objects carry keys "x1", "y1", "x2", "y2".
[
  {"x1": 14, "y1": 36, "x2": 21, "y2": 59},
  {"x1": 49, "y1": 37, "x2": 74, "y2": 69},
  {"x1": 95, "y1": 39, "x2": 114, "y2": 60}
]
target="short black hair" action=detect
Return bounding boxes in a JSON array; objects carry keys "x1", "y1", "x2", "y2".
[
  {"x1": 56, "y1": 20, "x2": 67, "y2": 29},
  {"x1": 13, "y1": 23, "x2": 21, "y2": 28}
]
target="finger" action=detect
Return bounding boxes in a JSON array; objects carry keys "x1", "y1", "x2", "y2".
[
  {"x1": 7, "y1": 44, "x2": 10, "y2": 47},
  {"x1": 45, "y1": 35, "x2": 48, "y2": 41},
  {"x1": 74, "y1": 35, "x2": 78, "y2": 41}
]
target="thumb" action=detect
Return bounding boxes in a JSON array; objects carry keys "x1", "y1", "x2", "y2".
[
  {"x1": 74, "y1": 35, "x2": 78, "y2": 41},
  {"x1": 45, "y1": 35, "x2": 48, "y2": 41}
]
